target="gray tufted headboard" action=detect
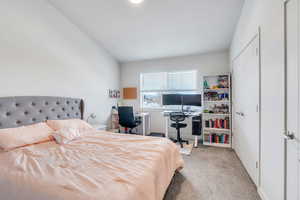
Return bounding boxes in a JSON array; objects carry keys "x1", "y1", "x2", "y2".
[{"x1": 0, "y1": 96, "x2": 84, "y2": 129}]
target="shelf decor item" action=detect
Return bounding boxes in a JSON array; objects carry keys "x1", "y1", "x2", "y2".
[{"x1": 202, "y1": 74, "x2": 231, "y2": 148}]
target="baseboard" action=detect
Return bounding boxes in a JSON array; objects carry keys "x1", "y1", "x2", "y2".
[{"x1": 258, "y1": 187, "x2": 269, "y2": 200}]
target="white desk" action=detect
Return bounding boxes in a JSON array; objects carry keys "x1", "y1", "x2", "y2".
[
  {"x1": 136, "y1": 112, "x2": 151, "y2": 136},
  {"x1": 162, "y1": 111, "x2": 201, "y2": 139}
]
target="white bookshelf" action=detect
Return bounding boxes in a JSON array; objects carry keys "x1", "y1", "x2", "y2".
[{"x1": 202, "y1": 74, "x2": 232, "y2": 148}]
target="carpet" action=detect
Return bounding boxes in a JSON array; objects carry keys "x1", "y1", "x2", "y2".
[{"x1": 164, "y1": 146, "x2": 261, "y2": 200}]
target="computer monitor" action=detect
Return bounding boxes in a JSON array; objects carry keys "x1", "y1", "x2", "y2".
[
  {"x1": 162, "y1": 94, "x2": 182, "y2": 105},
  {"x1": 182, "y1": 94, "x2": 202, "y2": 106}
]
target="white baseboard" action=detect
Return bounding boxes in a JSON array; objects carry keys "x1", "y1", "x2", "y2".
[{"x1": 258, "y1": 187, "x2": 269, "y2": 200}]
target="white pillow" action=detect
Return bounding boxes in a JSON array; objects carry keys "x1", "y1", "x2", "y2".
[{"x1": 52, "y1": 128, "x2": 85, "y2": 144}]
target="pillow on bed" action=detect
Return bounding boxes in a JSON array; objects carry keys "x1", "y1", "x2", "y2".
[
  {"x1": 46, "y1": 119, "x2": 95, "y2": 132},
  {"x1": 0, "y1": 122, "x2": 54, "y2": 151},
  {"x1": 52, "y1": 128, "x2": 85, "y2": 144}
]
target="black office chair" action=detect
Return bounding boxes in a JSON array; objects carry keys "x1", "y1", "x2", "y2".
[
  {"x1": 170, "y1": 112, "x2": 189, "y2": 148},
  {"x1": 118, "y1": 106, "x2": 141, "y2": 134}
]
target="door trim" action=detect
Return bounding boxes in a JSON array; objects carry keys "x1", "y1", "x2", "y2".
[
  {"x1": 284, "y1": 1, "x2": 291, "y2": 199},
  {"x1": 258, "y1": 27, "x2": 262, "y2": 188},
  {"x1": 283, "y1": 0, "x2": 300, "y2": 199}
]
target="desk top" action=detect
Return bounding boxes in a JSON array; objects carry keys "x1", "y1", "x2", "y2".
[{"x1": 162, "y1": 110, "x2": 201, "y2": 117}]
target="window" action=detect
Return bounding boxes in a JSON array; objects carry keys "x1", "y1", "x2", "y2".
[
  {"x1": 142, "y1": 92, "x2": 161, "y2": 108},
  {"x1": 140, "y1": 71, "x2": 198, "y2": 108},
  {"x1": 167, "y1": 71, "x2": 197, "y2": 90}
]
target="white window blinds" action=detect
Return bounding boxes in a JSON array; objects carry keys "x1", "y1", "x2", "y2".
[
  {"x1": 141, "y1": 71, "x2": 197, "y2": 91},
  {"x1": 167, "y1": 71, "x2": 197, "y2": 90},
  {"x1": 141, "y1": 72, "x2": 166, "y2": 91}
]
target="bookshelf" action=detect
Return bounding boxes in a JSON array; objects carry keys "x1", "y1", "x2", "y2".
[{"x1": 202, "y1": 74, "x2": 231, "y2": 148}]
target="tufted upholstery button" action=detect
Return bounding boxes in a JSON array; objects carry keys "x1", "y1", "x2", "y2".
[
  {"x1": 62, "y1": 108, "x2": 65, "y2": 111},
  {"x1": 57, "y1": 115, "x2": 60, "y2": 118},
  {"x1": 32, "y1": 102, "x2": 36, "y2": 106},
  {"x1": 66, "y1": 101, "x2": 70, "y2": 105},
  {"x1": 16, "y1": 120, "x2": 21, "y2": 124},
  {"x1": 75, "y1": 101, "x2": 78, "y2": 104},
  {"x1": 67, "y1": 114, "x2": 70, "y2": 117},
  {"x1": 15, "y1": 103, "x2": 19, "y2": 107},
  {"x1": 45, "y1": 117, "x2": 49, "y2": 120},
  {"x1": 71, "y1": 107, "x2": 74, "y2": 110},
  {"x1": 56, "y1": 102, "x2": 60, "y2": 105},
  {"x1": 39, "y1": 110, "x2": 43, "y2": 113},
  {"x1": 32, "y1": 118, "x2": 36, "y2": 122},
  {"x1": 45, "y1": 102, "x2": 49, "y2": 106},
  {"x1": 24, "y1": 111, "x2": 29, "y2": 115},
  {"x1": 51, "y1": 108, "x2": 55, "y2": 112},
  {"x1": 76, "y1": 113, "x2": 79, "y2": 116},
  {"x1": 6, "y1": 112, "x2": 11, "y2": 116}
]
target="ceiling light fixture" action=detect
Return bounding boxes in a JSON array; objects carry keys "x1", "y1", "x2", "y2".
[{"x1": 129, "y1": 0, "x2": 144, "y2": 4}]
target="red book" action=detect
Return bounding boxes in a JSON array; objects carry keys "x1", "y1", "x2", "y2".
[
  {"x1": 224, "y1": 119, "x2": 228, "y2": 129},
  {"x1": 225, "y1": 135, "x2": 229, "y2": 144}
]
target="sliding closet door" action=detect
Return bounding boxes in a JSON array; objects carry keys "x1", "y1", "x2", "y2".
[
  {"x1": 232, "y1": 36, "x2": 260, "y2": 186},
  {"x1": 284, "y1": 0, "x2": 299, "y2": 199}
]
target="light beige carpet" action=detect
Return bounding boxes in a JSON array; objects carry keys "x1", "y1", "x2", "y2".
[{"x1": 164, "y1": 146, "x2": 261, "y2": 200}]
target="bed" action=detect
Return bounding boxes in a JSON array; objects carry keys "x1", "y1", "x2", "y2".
[{"x1": 0, "y1": 96, "x2": 184, "y2": 200}]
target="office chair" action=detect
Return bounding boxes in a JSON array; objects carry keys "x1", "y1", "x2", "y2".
[
  {"x1": 170, "y1": 112, "x2": 189, "y2": 148},
  {"x1": 118, "y1": 106, "x2": 141, "y2": 134}
]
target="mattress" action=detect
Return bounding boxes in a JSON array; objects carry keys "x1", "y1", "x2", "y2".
[{"x1": 0, "y1": 131, "x2": 184, "y2": 200}]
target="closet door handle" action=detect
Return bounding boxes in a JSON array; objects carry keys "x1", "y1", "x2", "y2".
[
  {"x1": 284, "y1": 131, "x2": 295, "y2": 140},
  {"x1": 236, "y1": 112, "x2": 245, "y2": 117}
]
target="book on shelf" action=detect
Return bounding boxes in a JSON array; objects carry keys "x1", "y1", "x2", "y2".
[
  {"x1": 205, "y1": 133, "x2": 229, "y2": 144},
  {"x1": 204, "y1": 118, "x2": 230, "y2": 129}
]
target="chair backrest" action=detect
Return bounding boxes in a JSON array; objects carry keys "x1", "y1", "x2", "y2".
[
  {"x1": 170, "y1": 112, "x2": 186, "y2": 123},
  {"x1": 118, "y1": 106, "x2": 135, "y2": 127}
]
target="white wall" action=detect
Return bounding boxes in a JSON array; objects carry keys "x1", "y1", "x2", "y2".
[
  {"x1": 231, "y1": 0, "x2": 285, "y2": 200},
  {"x1": 0, "y1": 0, "x2": 120, "y2": 126},
  {"x1": 121, "y1": 51, "x2": 229, "y2": 139}
]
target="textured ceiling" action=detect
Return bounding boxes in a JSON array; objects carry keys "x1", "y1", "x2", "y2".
[{"x1": 49, "y1": 0, "x2": 244, "y2": 62}]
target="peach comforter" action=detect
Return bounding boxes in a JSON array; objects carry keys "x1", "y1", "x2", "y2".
[{"x1": 0, "y1": 131, "x2": 184, "y2": 200}]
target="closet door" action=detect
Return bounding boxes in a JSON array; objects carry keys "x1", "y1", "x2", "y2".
[
  {"x1": 284, "y1": 0, "x2": 299, "y2": 199},
  {"x1": 232, "y1": 36, "x2": 260, "y2": 186}
]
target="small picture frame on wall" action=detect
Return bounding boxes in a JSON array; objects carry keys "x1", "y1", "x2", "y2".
[{"x1": 109, "y1": 89, "x2": 120, "y2": 99}]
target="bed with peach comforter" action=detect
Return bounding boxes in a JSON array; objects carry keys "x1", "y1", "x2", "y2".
[{"x1": 0, "y1": 131, "x2": 184, "y2": 200}]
